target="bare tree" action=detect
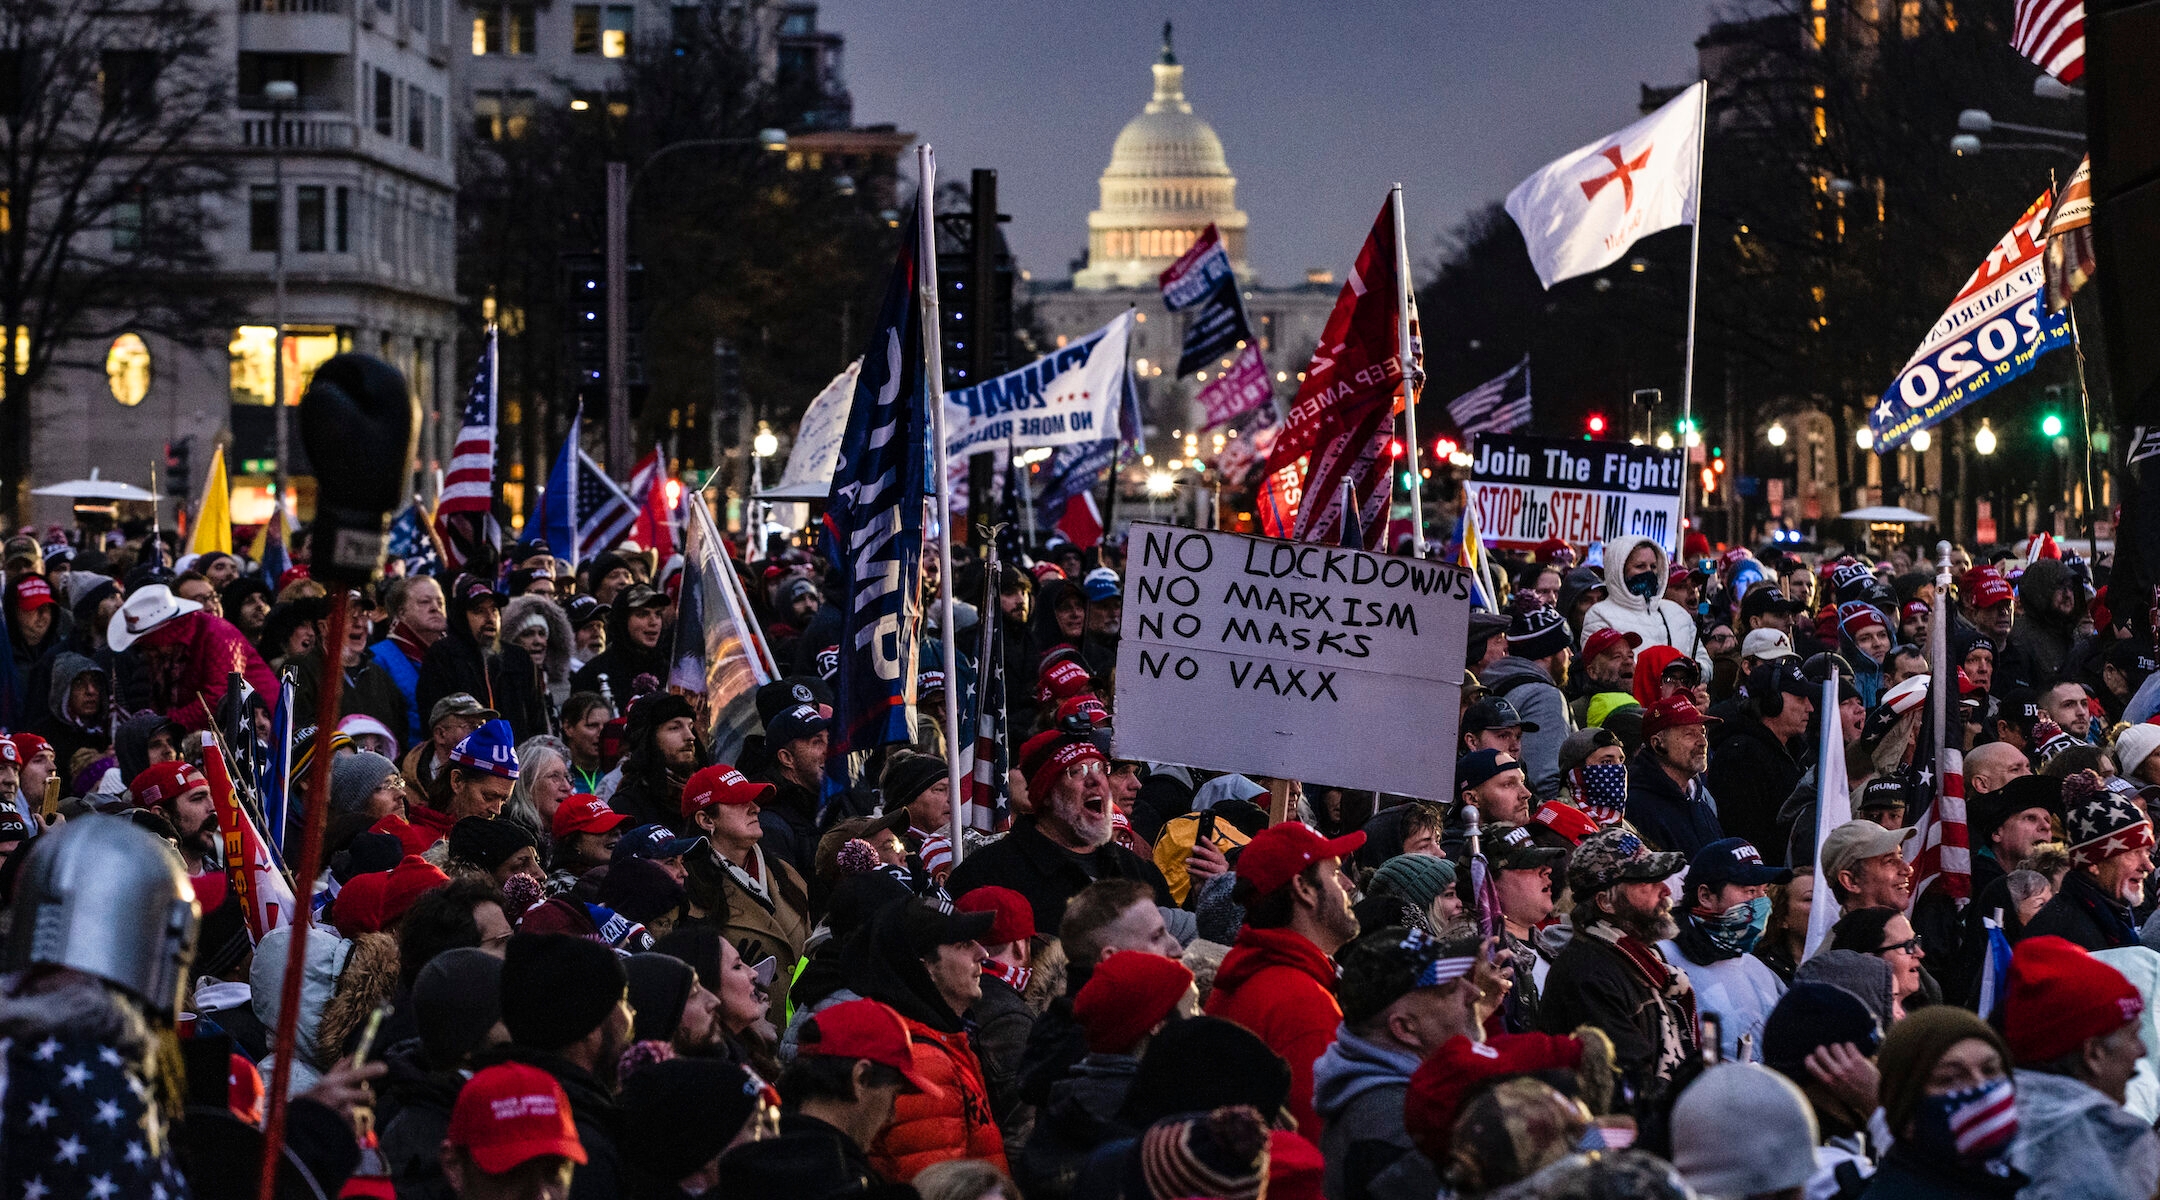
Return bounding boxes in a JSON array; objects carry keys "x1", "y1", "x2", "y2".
[{"x1": 0, "y1": 0, "x2": 235, "y2": 516}]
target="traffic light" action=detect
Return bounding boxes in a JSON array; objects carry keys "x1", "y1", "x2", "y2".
[
  {"x1": 1586, "y1": 413, "x2": 1607, "y2": 435},
  {"x1": 1388, "y1": 438, "x2": 1404, "y2": 458},
  {"x1": 1700, "y1": 466, "x2": 1717, "y2": 494},
  {"x1": 936, "y1": 169, "x2": 1015, "y2": 394},
  {"x1": 1433, "y1": 436, "x2": 1458, "y2": 460},
  {"x1": 164, "y1": 437, "x2": 192, "y2": 498},
  {"x1": 2040, "y1": 412, "x2": 2065, "y2": 438},
  {"x1": 562, "y1": 253, "x2": 606, "y2": 406}
]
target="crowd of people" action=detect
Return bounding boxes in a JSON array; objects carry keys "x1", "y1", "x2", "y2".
[{"x1": 0, "y1": 518, "x2": 2157, "y2": 1200}]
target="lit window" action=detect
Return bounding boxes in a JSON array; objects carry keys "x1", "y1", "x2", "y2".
[
  {"x1": 229, "y1": 325, "x2": 340, "y2": 407},
  {"x1": 602, "y1": 5, "x2": 631, "y2": 56},
  {"x1": 472, "y1": 13, "x2": 491, "y2": 54}
]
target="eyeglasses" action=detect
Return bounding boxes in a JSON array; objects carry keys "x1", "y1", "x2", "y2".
[
  {"x1": 1876, "y1": 935, "x2": 1924, "y2": 956},
  {"x1": 1063, "y1": 760, "x2": 1108, "y2": 781}
]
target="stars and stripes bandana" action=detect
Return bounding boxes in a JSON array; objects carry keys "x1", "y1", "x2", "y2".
[{"x1": 0, "y1": 1035, "x2": 188, "y2": 1200}]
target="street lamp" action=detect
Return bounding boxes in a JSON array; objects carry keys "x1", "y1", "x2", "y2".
[
  {"x1": 1910, "y1": 428, "x2": 1932, "y2": 453},
  {"x1": 1767, "y1": 421, "x2": 1788, "y2": 447},
  {"x1": 1855, "y1": 427, "x2": 1875, "y2": 450},
  {"x1": 264, "y1": 78, "x2": 298, "y2": 511},
  {"x1": 1957, "y1": 109, "x2": 2085, "y2": 140},
  {"x1": 1655, "y1": 431, "x2": 1675, "y2": 451},
  {"x1": 1975, "y1": 419, "x2": 1997, "y2": 455},
  {"x1": 2034, "y1": 74, "x2": 2083, "y2": 101}
]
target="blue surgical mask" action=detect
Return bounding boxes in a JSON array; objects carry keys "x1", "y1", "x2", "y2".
[
  {"x1": 1698, "y1": 895, "x2": 1771, "y2": 955},
  {"x1": 1627, "y1": 571, "x2": 1660, "y2": 599}
]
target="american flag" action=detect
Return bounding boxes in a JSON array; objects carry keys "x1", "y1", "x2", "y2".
[
  {"x1": 436, "y1": 330, "x2": 501, "y2": 571},
  {"x1": 2012, "y1": 0, "x2": 2083, "y2": 84},
  {"x1": 629, "y1": 445, "x2": 677, "y2": 559},
  {"x1": 387, "y1": 498, "x2": 443, "y2": 574},
  {"x1": 1446, "y1": 357, "x2": 1533, "y2": 438},
  {"x1": 0, "y1": 1034, "x2": 190, "y2": 1199},
  {"x1": 533, "y1": 409, "x2": 642, "y2": 565},
  {"x1": 2044, "y1": 156, "x2": 2095, "y2": 313},
  {"x1": 553, "y1": 450, "x2": 639, "y2": 564},
  {"x1": 960, "y1": 556, "x2": 1011, "y2": 835}
]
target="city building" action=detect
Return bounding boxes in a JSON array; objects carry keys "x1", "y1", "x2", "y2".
[
  {"x1": 26, "y1": 0, "x2": 461, "y2": 528},
  {"x1": 1032, "y1": 28, "x2": 1337, "y2": 453}
]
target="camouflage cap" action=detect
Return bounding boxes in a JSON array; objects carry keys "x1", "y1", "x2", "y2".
[{"x1": 1565, "y1": 828, "x2": 1686, "y2": 901}]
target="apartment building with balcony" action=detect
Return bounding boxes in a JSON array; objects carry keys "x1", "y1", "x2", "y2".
[{"x1": 25, "y1": 0, "x2": 461, "y2": 526}]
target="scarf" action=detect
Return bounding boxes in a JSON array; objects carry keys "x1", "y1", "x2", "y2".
[
  {"x1": 982, "y1": 957, "x2": 1033, "y2": 995},
  {"x1": 1582, "y1": 920, "x2": 1697, "y2": 1081},
  {"x1": 387, "y1": 619, "x2": 431, "y2": 666}
]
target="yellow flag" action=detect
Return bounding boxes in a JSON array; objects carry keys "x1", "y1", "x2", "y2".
[{"x1": 189, "y1": 444, "x2": 233, "y2": 555}]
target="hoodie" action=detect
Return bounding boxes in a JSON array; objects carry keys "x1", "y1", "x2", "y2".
[
  {"x1": 2009, "y1": 1068, "x2": 2160, "y2": 1200},
  {"x1": 1580, "y1": 535, "x2": 1710, "y2": 672},
  {"x1": 1311, "y1": 1024, "x2": 1424, "y2": 1200},
  {"x1": 1999, "y1": 557, "x2": 2082, "y2": 693},
  {"x1": 1013, "y1": 1052, "x2": 1140, "y2": 1200},
  {"x1": 502, "y1": 594, "x2": 576, "y2": 710},
  {"x1": 1204, "y1": 924, "x2": 1342, "y2": 1139},
  {"x1": 569, "y1": 595, "x2": 671, "y2": 704},
  {"x1": 1480, "y1": 654, "x2": 1575, "y2": 799},
  {"x1": 33, "y1": 650, "x2": 110, "y2": 779},
  {"x1": 417, "y1": 584, "x2": 549, "y2": 744}
]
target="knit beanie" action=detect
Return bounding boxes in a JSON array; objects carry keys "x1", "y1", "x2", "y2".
[
  {"x1": 500, "y1": 932, "x2": 630, "y2": 1051},
  {"x1": 1074, "y1": 951, "x2": 1194, "y2": 1054},
  {"x1": 598, "y1": 856, "x2": 686, "y2": 924},
  {"x1": 879, "y1": 750, "x2": 948, "y2": 812},
  {"x1": 449, "y1": 816, "x2": 536, "y2": 874},
  {"x1": 1791, "y1": 949, "x2": 1896, "y2": 1028},
  {"x1": 2060, "y1": 769, "x2": 2155, "y2": 868},
  {"x1": 1366, "y1": 854, "x2": 1457, "y2": 915},
  {"x1": 414, "y1": 947, "x2": 504, "y2": 1070},
  {"x1": 623, "y1": 953, "x2": 698, "y2": 1044},
  {"x1": 1129, "y1": 1105, "x2": 1270, "y2": 1200},
  {"x1": 1760, "y1": 982, "x2": 1884, "y2": 1076},
  {"x1": 330, "y1": 751, "x2": 399, "y2": 816},
  {"x1": 2004, "y1": 934, "x2": 2145, "y2": 1064},
  {"x1": 1877, "y1": 1006, "x2": 2012, "y2": 1137},
  {"x1": 1670, "y1": 1064, "x2": 1819, "y2": 1199},
  {"x1": 1120, "y1": 1017, "x2": 1292, "y2": 1129},
  {"x1": 618, "y1": 1058, "x2": 767, "y2": 1183}
]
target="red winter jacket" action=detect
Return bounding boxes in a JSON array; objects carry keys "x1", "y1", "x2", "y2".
[
  {"x1": 868, "y1": 1014, "x2": 1008, "y2": 1183},
  {"x1": 135, "y1": 611, "x2": 280, "y2": 732},
  {"x1": 1204, "y1": 924, "x2": 1343, "y2": 1139}
]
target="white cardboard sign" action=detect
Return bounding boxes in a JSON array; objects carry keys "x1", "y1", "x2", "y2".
[{"x1": 1112, "y1": 522, "x2": 1473, "y2": 799}]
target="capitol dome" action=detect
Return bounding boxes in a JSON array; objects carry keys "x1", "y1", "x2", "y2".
[{"x1": 1072, "y1": 25, "x2": 1250, "y2": 290}]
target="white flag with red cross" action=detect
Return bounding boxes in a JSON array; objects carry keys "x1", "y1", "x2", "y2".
[{"x1": 1505, "y1": 82, "x2": 1707, "y2": 289}]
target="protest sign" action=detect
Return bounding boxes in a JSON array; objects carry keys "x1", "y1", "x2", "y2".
[
  {"x1": 1113, "y1": 522, "x2": 1472, "y2": 798},
  {"x1": 1465, "y1": 432, "x2": 1684, "y2": 558}
]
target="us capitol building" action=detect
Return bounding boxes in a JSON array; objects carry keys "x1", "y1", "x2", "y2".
[{"x1": 1032, "y1": 28, "x2": 1337, "y2": 453}]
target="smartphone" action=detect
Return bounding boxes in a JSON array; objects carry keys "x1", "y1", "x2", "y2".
[
  {"x1": 350, "y1": 1001, "x2": 392, "y2": 1069},
  {"x1": 40, "y1": 777, "x2": 58, "y2": 821},
  {"x1": 1699, "y1": 1012, "x2": 1723, "y2": 1066}
]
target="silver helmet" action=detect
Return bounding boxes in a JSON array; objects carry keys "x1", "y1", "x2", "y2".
[{"x1": 5, "y1": 815, "x2": 200, "y2": 1018}]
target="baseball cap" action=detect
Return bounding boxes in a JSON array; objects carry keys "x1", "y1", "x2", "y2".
[
  {"x1": 1740, "y1": 628, "x2": 1796, "y2": 660},
  {"x1": 1337, "y1": 927, "x2": 1482, "y2": 1026},
  {"x1": 1684, "y1": 838, "x2": 1793, "y2": 897},
  {"x1": 1580, "y1": 627, "x2": 1642, "y2": 662},
  {"x1": 613, "y1": 823, "x2": 704, "y2": 861},
  {"x1": 680, "y1": 765, "x2": 773, "y2": 818},
  {"x1": 1819, "y1": 820, "x2": 1918, "y2": 883},
  {"x1": 618, "y1": 583, "x2": 671, "y2": 611},
  {"x1": 1082, "y1": 567, "x2": 1122, "y2": 602},
  {"x1": 429, "y1": 693, "x2": 502, "y2": 730},
  {"x1": 564, "y1": 594, "x2": 609, "y2": 628},
  {"x1": 447, "y1": 1063, "x2": 587, "y2": 1175},
  {"x1": 954, "y1": 885, "x2": 1036, "y2": 945},
  {"x1": 455, "y1": 575, "x2": 505, "y2": 608},
  {"x1": 1566, "y1": 828, "x2": 1687, "y2": 899},
  {"x1": 1740, "y1": 587, "x2": 1802, "y2": 619},
  {"x1": 1, "y1": 535, "x2": 38, "y2": 565},
  {"x1": 551, "y1": 794, "x2": 630, "y2": 840},
  {"x1": 130, "y1": 761, "x2": 207, "y2": 808},
  {"x1": 1463, "y1": 696, "x2": 1540, "y2": 735},
  {"x1": 766, "y1": 702, "x2": 831, "y2": 746},
  {"x1": 0, "y1": 806, "x2": 31, "y2": 842},
  {"x1": 1856, "y1": 776, "x2": 1909, "y2": 814},
  {"x1": 1487, "y1": 823, "x2": 1567, "y2": 871},
  {"x1": 796, "y1": 998, "x2": 944, "y2": 1097},
  {"x1": 1456, "y1": 748, "x2": 1524, "y2": 793},
  {"x1": 1234, "y1": 822, "x2": 1366, "y2": 897},
  {"x1": 1640, "y1": 695, "x2": 1718, "y2": 738},
  {"x1": 1035, "y1": 656, "x2": 1094, "y2": 706},
  {"x1": 899, "y1": 895, "x2": 996, "y2": 956},
  {"x1": 1964, "y1": 567, "x2": 2013, "y2": 608},
  {"x1": 10, "y1": 577, "x2": 54, "y2": 613},
  {"x1": 1753, "y1": 658, "x2": 1816, "y2": 702}
]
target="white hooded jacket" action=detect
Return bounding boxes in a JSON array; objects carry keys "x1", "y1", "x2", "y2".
[{"x1": 1580, "y1": 534, "x2": 1711, "y2": 671}]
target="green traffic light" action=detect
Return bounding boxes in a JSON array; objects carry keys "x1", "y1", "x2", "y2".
[{"x1": 2041, "y1": 413, "x2": 2065, "y2": 437}]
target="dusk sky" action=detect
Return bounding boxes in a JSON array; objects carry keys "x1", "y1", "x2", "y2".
[{"x1": 825, "y1": 0, "x2": 1715, "y2": 286}]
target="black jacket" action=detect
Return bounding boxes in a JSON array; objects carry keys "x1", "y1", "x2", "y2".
[
  {"x1": 416, "y1": 586, "x2": 550, "y2": 743},
  {"x1": 569, "y1": 600, "x2": 671, "y2": 704},
  {"x1": 1624, "y1": 745, "x2": 1726, "y2": 858},
  {"x1": 1013, "y1": 1052, "x2": 1138, "y2": 1200},
  {"x1": 944, "y1": 815, "x2": 1171, "y2": 934},
  {"x1": 752, "y1": 772, "x2": 822, "y2": 883},
  {"x1": 1705, "y1": 712, "x2": 1807, "y2": 863},
  {"x1": 716, "y1": 1111, "x2": 885, "y2": 1196},
  {"x1": 484, "y1": 1047, "x2": 623, "y2": 1200},
  {"x1": 1536, "y1": 925, "x2": 1695, "y2": 1094},
  {"x1": 2022, "y1": 867, "x2": 2140, "y2": 952},
  {"x1": 376, "y1": 1038, "x2": 461, "y2": 1200},
  {"x1": 973, "y1": 973, "x2": 1034, "y2": 1139}
]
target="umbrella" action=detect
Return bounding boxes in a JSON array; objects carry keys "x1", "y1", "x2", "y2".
[
  {"x1": 1839, "y1": 505, "x2": 1935, "y2": 524},
  {"x1": 30, "y1": 468, "x2": 158, "y2": 502}
]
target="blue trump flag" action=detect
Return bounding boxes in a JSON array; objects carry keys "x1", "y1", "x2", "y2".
[{"x1": 822, "y1": 200, "x2": 931, "y2": 764}]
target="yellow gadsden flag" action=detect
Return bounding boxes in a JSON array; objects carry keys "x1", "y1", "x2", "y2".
[{"x1": 188, "y1": 443, "x2": 233, "y2": 555}]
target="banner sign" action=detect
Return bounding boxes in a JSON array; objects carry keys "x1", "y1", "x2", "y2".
[
  {"x1": 764, "y1": 360, "x2": 860, "y2": 500},
  {"x1": 1113, "y1": 523, "x2": 1472, "y2": 798},
  {"x1": 1870, "y1": 190, "x2": 2074, "y2": 451},
  {"x1": 944, "y1": 313, "x2": 1131, "y2": 458},
  {"x1": 1465, "y1": 432, "x2": 1684, "y2": 557},
  {"x1": 1159, "y1": 224, "x2": 1254, "y2": 377},
  {"x1": 1194, "y1": 343, "x2": 1274, "y2": 430}
]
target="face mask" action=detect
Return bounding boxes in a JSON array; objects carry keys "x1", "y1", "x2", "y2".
[
  {"x1": 1697, "y1": 895, "x2": 1771, "y2": 955},
  {"x1": 1912, "y1": 1078, "x2": 2018, "y2": 1171},
  {"x1": 1573, "y1": 762, "x2": 1628, "y2": 825},
  {"x1": 1626, "y1": 571, "x2": 1661, "y2": 599}
]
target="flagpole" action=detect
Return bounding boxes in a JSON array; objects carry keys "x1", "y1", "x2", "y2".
[
  {"x1": 1099, "y1": 302, "x2": 1135, "y2": 555},
  {"x1": 567, "y1": 404, "x2": 582, "y2": 573},
  {"x1": 1932, "y1": 538, "x2": 1952, "y2": 819},
  {"x1": 1391, "y1": 184, "x2": 1425, "y2": 558},
  {"x1": 1677, "y1": 80, "x2": 1708, "y2": 544},
  {"x1": 916, "y1": 144, "x2": 969, "y2": 867}
]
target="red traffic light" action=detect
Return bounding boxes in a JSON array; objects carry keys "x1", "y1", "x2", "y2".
[
  {"x1": 1587, "y1": 413, "x2": 1607, "y2": 434},
  {"x1": 1434, "y1": 437, "x2": 1458, "y2": 459},
  {"x1": 1388, "y1": 438, "x2": 1404, "y2": 458}
]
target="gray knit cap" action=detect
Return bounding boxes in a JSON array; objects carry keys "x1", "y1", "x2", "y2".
[{"x1": 330, "y1": 751, "x2": 399, "y2": 816}]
